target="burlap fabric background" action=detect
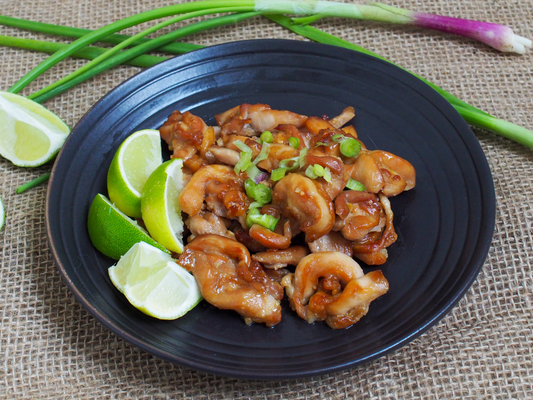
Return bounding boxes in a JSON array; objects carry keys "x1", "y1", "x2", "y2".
[{"x1": 1, "y1": 0, "x2": 532, "y2": 398}]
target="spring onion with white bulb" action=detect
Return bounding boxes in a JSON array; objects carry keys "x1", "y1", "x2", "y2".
[
  {"x1": 291, "y1": 1, "x2": 532, "y2": 54},
  {"x1": 371, "y1": 2, "x2": 532, "y2": 55}
]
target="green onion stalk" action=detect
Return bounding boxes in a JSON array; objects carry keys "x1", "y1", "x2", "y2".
[
  {"x1": 0, "y1": 35, "x2": 170, "y2": 68},
  {"x1": 0, "y1": 15, "x2": 203, "y2": 54}
]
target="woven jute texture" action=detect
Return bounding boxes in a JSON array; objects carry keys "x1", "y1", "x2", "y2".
[{"x1": 1, "y1": 0, "x2": 532, "y2": 398}]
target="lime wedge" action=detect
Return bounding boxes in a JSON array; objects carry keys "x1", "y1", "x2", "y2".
[
  {"x1": 87, "y1": 193, "x2": 169, "y2": 260},
  {"x1": 141, "y1": 158, "x2": 185, "y2": 254},
  {"x1": 109, "y1": 242, "x2": 202, "y2": 320},
  {"x1": 107, "y1": 129, "x2": 162, "y2": 219},
  {"x1": 0, "y1": 91, "x2": 70, "y2": 167}
]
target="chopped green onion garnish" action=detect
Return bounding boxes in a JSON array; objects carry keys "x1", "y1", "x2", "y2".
[
  {"x1": 247, "y1": 208, "x2": 279, "y2": 231},
  {"x1": 253, "y1": 142, "x2": 270, "y2": 165},
  {"x1": 245, "y1": 164, "x2": 264, "y2": 182},
  {"x1": 289, "y1": 136, "x2": 300, "y2": 149},
  {"x1": 233, "y1": 139, "x2": 252, "y2": 153},
  {"x1": 313, "y1": 164, "x2": 325, "y2": 176},
  {"x1": 234, "y1": 150, "x2": 252, "y2": 174},
  {"x1": 271, "y1": 167, "x2": 288, "y2": 181},
  {"x1": 305, "y1": 164, "x2": 331, "y2": 182},
  {"x1": 305, "y1": 165, "x2": 318, "y2": 179},
  {"x1": 233, "y1": 139, "x2": 254, "y2": 174},
  {"x1": 249, "y1": 201, "x2": 263, "y2": 209},
  {"x1": 260, "y1": 131, "x2": 273, "y2": 143},
  {"x1": 346, "y1": 179, "x2": 366, "y2": 191},
  {"x1": 323, "y1": 167, "x2": 332, "y2": 183},
  {"x1": 298, "y1": 148, "x2": 309, "y2": 167},
  {"x1": 244, "y1": 178, "x2": 272, "y2": 205},
  {"x1": 246, "y1": 207, "x2": 261, "y2": 227},
  {"x1": 305, "y1": 165, "x2": 317, "y2": 179},
  {"x1": 279, "y1": 157, "x2": 299, "y2": 170},
  {"x1": 339, "y1": 138, "x2": 361, "y2": 158},
  {"x1": 257, "y1": 214, "x2": 279, "y2": 231}
]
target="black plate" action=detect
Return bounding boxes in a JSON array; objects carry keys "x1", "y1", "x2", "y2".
[{"x1": 46, "y1": 39, "x2": 495, "y2": 380}]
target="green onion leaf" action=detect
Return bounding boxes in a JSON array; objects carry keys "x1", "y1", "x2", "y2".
[
  {"x1": 339, "y1": 138, "x2": 361, "y2": 158},
  {"x1": 271, "y1": 167, "x2": 288, "y2": 181},
  {"x1": 260, "y1": 131, "x2": 273, "y2": 143},
  {"x1": 289, "y1": 136, "x2": 300, "y2": 149},
  {"x1": 16, "y1": 172, "x2": 51, "y2": 193},
  {"x1": 346, "y1": 179, "x2": 366, "y2": 191}
]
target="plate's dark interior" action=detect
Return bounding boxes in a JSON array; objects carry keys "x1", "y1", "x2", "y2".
[{"x1": 46, "y1": 39, "x2": 495, "y2": 380}]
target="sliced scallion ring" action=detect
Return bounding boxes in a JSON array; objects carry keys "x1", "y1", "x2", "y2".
[
  {"x1": 289, "y1": 136, "x2": 300, "y2": 149},
  {"x1": 346, "y1": 179, "x2": 366, "y2": 191},
  {"x1": 260, "y1": 131, "x2": 273, "y2": 143},
  {"x1": 339, "y1": 137, "x2": 361, "y2": 158}
]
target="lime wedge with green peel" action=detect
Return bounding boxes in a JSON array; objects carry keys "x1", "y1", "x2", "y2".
[
  {"x1": 107, "y1": 129, "x2": 162, "y2": 219},
  {"x1": 87, "y1": 193, "x2": 169, "y2": 260},
  {"x1": 141, "y1": 158, "x2": 185, "y2": 254},
  {"x1": 0, "y1": 196, "x2": 5, "y2": 231},
  {"x1": 109, "y1": 241, "x2": 202, "y2": 320},
  {"x1": 0, "y1": 91, "x2": 70, "y2": 167}
]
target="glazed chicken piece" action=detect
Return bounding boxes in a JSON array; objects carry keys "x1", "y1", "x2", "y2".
[
  {"x1": 185, "y1": 211, "x2": 234, "y2": 242},
  {"x1": 252, "y1": 246, "x2": 310, "y2": 270},
  {"x1": 159, "y1": 110, "x2": 215, "y2": 172},
  {"x1": 348, "y1": 150, "x2": 416, "y2": 196},
  {"x1": 179, "y1": 235, "x2": 284, "y2": 327},
  {"x1": 352, "y1": 194, "x2": 398, "y2": 265},
  {"x1": 308, "y1": 231, "x2": 353, "y2": 257},
  {"x1": 178, "y1": 164, "x2": 250, "y2": 221},
  {"x1": 281, "y1": 252, "x2": 389, "y2": 329},
  {"x1": 215, "y1": 103, "x2": 308, "y2": 138},
  {"x1": 334, "y1": 191, "x2": 386, "y2": 241},
  {"x1": 272, "y1": 173, "x2": 335, "y2": 242},
  {"x1": 248, "y1": 221, "x2": 292, "y2": 250}
]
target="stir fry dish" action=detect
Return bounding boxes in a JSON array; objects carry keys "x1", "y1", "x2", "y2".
[{"x1": 159, "y1": 103, "x2": 416, "y2": 329}]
